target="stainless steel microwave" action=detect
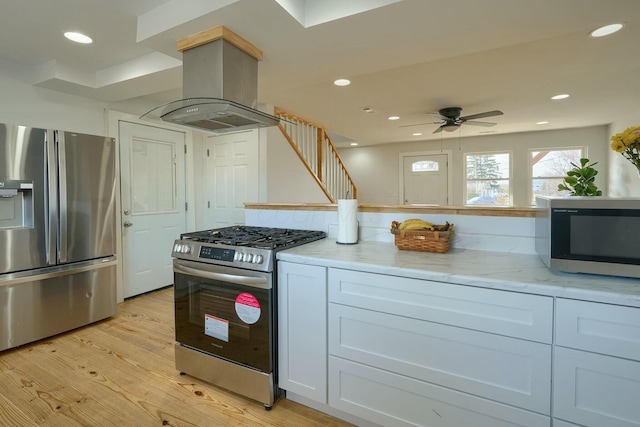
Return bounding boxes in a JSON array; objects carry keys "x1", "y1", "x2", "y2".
[{"x1": 535, "y1": 196, "x2": 640, "y2": 278}]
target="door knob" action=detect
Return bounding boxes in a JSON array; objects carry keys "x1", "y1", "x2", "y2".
[{"x1": 123, "y1": 221, "x2": 133, "y2": 228}]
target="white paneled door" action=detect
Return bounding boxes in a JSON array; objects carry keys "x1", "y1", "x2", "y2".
[
  {"x1": 203, "y1": 131, "x2": 259, "y2": 227},
  {"x1": 119, "y1": 121, "x2": 186, "y2": 298},
  {"x1": 402, "y1": 153, "x2": 449, "y2": 205}
]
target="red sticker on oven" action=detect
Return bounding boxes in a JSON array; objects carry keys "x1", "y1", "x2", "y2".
[{"x1": 235, "y1": 292, "x2": 261, "y2": 324}]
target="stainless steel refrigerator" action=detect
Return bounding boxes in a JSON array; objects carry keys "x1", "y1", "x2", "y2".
[{"x1": 0, "y1": 124, "x2": 117, "y2": 351}]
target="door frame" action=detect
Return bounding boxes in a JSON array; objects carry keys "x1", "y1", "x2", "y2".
[
  {"x1": 107, "y1": 110, "x2": 197, "y2": 302},
  {"x1": 398, "y1": 150, "x2": 453, "y2": 206}
]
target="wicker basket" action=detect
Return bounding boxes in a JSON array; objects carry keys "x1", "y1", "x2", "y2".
[{"x1": 390, "y1": 221, "x2": 454, "y2": 253}]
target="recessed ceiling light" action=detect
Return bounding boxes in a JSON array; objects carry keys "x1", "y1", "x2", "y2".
[
  {"x1": 536, "y1": 121, "x2": 549, "y2": 125},
  {"x1": 412, "y1": 132, "x2": 422, "y2": 136},
  {"x1": 551, "y1": 94, "x2": 570, "y2": 100},
  {"x1": 590, "y1": 23, "x2": 624, "y2": 38},
  {"x1": 334, "y1": 78, "x2": 351, "y2": 86},
  {"x1": 388, "y1": 116, "x2": 400, "y2": 121},
  {"x1": 349, "y1": 142, "x2": 358, "y2": 146},
  {"x1": 64, "y1": 32, "x2": 93, "y2": 44}
]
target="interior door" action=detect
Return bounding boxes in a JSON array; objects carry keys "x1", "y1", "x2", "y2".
[
  {"x1": 119, "y1": 121, "x2": 186, "y2": 298},
  {"x1": 203, "y1": 130, "x2": 259, "y2": 227},
  {"x1": 402, "y1": 154, "x2": 449, "y2": 205}
]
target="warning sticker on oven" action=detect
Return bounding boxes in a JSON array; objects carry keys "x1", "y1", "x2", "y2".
[
  {"x1": 235, "y1": 292, "x2": 261, "y2": 325},
  {"x1": 204, "y1": 314, "x2": 229, "y2": 342}
]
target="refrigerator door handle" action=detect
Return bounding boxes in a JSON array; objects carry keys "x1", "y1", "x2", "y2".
[
  {"x1": 57, "y1": 131, "x2": 68, "y2": 263},
  {"x1": 46, "y1": 130, "x2": 58, "y2": 266}
]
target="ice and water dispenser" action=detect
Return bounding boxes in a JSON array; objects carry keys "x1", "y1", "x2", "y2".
[{"x1": 0, "y1": 180, "x2": 34, "y2": 229}]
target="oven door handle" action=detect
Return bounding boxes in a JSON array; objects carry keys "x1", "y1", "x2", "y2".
[{"x1": 174, "y1": 262, "x2": 271, "y2": 289}]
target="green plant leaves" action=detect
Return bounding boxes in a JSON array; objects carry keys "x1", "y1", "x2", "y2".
[{"x1": 557, "y1": 158, "x2": 602, "y2": 196}]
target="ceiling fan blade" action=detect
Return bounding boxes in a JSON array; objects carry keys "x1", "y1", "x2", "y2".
[
  {"x1": 463, "y1": 121, "x2": 497, "y2": 127},
  {"x1": 460, "y1": 110, "x2": 503, "y2": 121},
  {"x1": 432, "y1": 126, "x2": 444, "y2": 134},
  {"x1": 399, "y1": 121, "x2": 442, "y2": 128}
]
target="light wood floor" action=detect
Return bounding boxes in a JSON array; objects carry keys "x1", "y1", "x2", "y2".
[{"x1": 0, "y1": 287, "x2": 355, "y2": 427}]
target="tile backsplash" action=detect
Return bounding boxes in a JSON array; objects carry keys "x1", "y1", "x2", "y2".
[{"x1": 245, "y1": 208, "x2": 535, "y2": 254}]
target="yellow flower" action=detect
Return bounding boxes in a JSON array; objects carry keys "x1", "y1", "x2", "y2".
[
  {"x1": 611, "y1": 125, "x2": 640, "y2": 171},
  {"x1": 610, "y1": 138, "x2": 626, "y2": 152}
]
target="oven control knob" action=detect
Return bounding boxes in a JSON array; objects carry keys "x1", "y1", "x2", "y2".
[
  {"x1": 182, "y1": 245, "x2": 191, "y2": 254},
  {"x1": 234, "y1": 252, "x2": 242, "y2": 262},
  {"x1": 254, "y1": 254, "x2": 264, "y2": 264},
  {"x1": 243, "y1": 253, "x2": 252, "y2": 262}
]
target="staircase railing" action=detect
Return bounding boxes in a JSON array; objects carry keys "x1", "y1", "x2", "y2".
[{"x1": 275, "y1": 108, "x2": 357, "y2": 203}]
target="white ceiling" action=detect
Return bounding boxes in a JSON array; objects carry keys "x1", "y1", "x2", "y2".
[{"x1": 1, "y1": 0, "x2": 638, "y2": 146}]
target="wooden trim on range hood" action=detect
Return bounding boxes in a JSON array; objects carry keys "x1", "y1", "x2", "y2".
[{"x1": 177, "y1": 25, "x2": 263, "y2": 61}]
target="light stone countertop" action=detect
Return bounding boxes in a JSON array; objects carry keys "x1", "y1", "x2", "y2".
[{"x1": 277, "y1": 238, "x2": 640, "y2": 308}]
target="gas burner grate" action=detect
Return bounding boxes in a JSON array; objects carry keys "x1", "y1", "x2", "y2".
[{"x1": 181, "y1": 226, "x2": 326, "y2": 250}]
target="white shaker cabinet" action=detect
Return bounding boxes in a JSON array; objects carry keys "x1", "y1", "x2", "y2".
[
  {"x1": 277, "y1": 261, "x2": 327, "y2": 403},
  {"x1": 554, "y1": 299, "x2": 640, "y2": 427},
  {"x1": 328, "y1": 268, "x2": 553, "y2": 427}
]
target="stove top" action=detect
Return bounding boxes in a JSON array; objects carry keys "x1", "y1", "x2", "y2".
[
  {"x1": 180, "y1": 226, "x2": 326, "y2": 250},
  {"x1": 173, "y1": 226, "x2": 326, "y2": 272}
]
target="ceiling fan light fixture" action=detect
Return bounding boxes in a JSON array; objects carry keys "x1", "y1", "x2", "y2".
[{"x1": 442, "y1": 123, "x2": 460, "y2": 132}]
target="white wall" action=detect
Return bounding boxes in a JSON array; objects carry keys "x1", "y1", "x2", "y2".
[
  {"x1": 338, "y1": 126, "x2": 609, "y2": 206},
  {"x1": 607, "y1": 107, "x2": 640, "y2": 197},
  {"x1": 0, "y1": 63, "x2": 108, "y2": 134}
]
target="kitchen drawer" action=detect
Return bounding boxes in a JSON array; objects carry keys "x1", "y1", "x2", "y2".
[
  {"x1": 328, "y1": 268, "x2": 553, "y2": 343},
  {"x1": 328, "y1": 356, "x2": 550, "y2": 427},
  {"x1": 329, "y1": 303, "x2": 551, "y2": 414},
  {"x1": 556, "y1": 299, "x2": 640, "y2": 361},
  {"x1": 554, "y1": 347, "x2": 640, "y2": 427}
]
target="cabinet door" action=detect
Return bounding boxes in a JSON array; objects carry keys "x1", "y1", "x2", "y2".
[
  {"x1": 329, "y1": 303, "x2": 551, "y2": 414},
  {"x1": 329, "y1": 357, "x2": 550, "y2": 427},
  {"x1": 556, "y1": 299, "x2": 640, "y2": 361},
  {"x1": 329, "y1": 268, "x2": 553, "y2": 343},
  {"x1": 554, "y1": 347, "x2": 640, "y2": 427},
  {"x1": 277, "y1": 262, "x2": 327, "y2": 403}
]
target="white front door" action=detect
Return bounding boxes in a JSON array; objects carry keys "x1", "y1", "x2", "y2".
[
  {"x1": 203, "y1": 131, "x2": 259, "y2": 227},
  {"x1": 119, "y1": 121, "x2": 186, "y2": 298},
  {"x1": 402, "y1": 153, "x2": 449, "y2": 205}
]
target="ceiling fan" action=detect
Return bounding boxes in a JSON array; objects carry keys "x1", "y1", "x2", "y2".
[{"x1": 401, "y1": 107, "x2": 504, "y2": 133}]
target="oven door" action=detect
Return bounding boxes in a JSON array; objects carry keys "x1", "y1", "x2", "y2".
[{"x1": 173, "y1": 258, "x2": 273, "y2": 373}]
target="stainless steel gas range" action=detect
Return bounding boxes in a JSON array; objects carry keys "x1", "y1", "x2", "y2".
[{"x1": 171, "y1": 226, "x2": 326, "y2": 409}]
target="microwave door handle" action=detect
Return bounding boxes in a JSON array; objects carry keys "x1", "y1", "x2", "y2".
[{"x1": 174, "y1": 263, "x2": 270, "y2": 289}]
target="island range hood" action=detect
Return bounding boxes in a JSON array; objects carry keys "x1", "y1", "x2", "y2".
[{"x1": 141, "y1": 26, "x2": 279, "y2": 134}]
